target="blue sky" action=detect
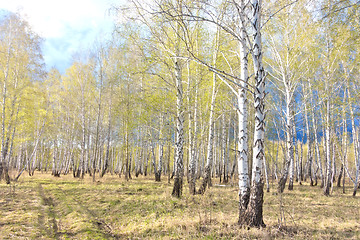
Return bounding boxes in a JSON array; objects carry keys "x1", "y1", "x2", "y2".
[{"x1": 1, "y1": 0, "x2": 119, "y2": 73}]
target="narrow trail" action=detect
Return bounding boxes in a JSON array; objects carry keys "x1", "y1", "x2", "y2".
[
  {"x1": 37, "y1": 182, "x2": 120, "y2": 239},
  {"x1": 55, "y1": 184, "x2": 118, "y2": 238},
  {"x1": 37, "y1": 183, "x2": 59, "y2": 239}
]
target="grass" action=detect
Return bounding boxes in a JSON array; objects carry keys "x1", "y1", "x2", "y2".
[{"x1": 0, "y1": 173, "x2": 359, "y2": 239}]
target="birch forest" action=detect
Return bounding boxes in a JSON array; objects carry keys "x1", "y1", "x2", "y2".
[{"x1": 1, "y1": 0, "x2": 360, "y2": 239}]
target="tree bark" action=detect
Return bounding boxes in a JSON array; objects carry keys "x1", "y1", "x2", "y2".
[
  {"x1": 237, "y1": 0, "x2": 250, "y2": 219},
  {"x1": 304, "y1": 101, "x2": 314, "y2": 186},
  {"x1": 348, "y1": 88, "x2": 360, "y2": 196},
  {"x1": 187, "y1": 61, "x2": 197, "y2": 194},
  {"x1": 197, "y1": 77, "x2": 216, "y2": 194},
  {"x1": 278, "y1": 94, "x2": 293, "y2": 193},
  {"x1": 323, "y1": 84, "x2": 332, "y2": 196},
  {"x1": 240, "y1": 0, "x2": 266, "y2": 228},
  {"x1": 172, "y1": 36, "x2": 184, "y2": 197}
]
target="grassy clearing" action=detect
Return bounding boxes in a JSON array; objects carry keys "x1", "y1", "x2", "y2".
[{"x1": 0, "y1": 173, "x2": 359, "y2": 239}]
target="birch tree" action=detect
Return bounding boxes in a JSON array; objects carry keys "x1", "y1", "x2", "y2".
[
  {"x1": 237, "y1": 0, "x2": 251, "y2": 221},
  {"x1": 0, "y1": 12, "x2": 44, "y2": 182},
  {"x1": 238, "y1": 0, "x2": 266, "y2": 227}
]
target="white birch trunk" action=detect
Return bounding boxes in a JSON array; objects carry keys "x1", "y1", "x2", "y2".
[
  {"x1": 304, "y1": 101, "x2": 314, "y2": 185},
  {"x1": 347, "y1": 88, "x2": 360, "y2": 196},
  {"x1": 278, "y1": 90, "x2": 294, "y2": 193},
  {"x1": 289, "y1": 107, "x2": 297, "y2": 189},
  {"x1": 354, "y1": 140, "x2": 360, "y2": 196},
  {"x1": 156, "y1": 143, "x2": 163, "y2": 181},
  {"x1": 172, "y1": 53, "x2": 184, "y2": 197},
  {"x1": 240, "y1": 0, "x2": 266, "y2": 227},
  {"x1": 171, "y1": 1, "x2": 184, "y2": 196},
  {"x1": 225, "y1": 114, "x2": 231, "y2": 183},
  {"x1": 156, "y1": 114, "x2": 164, "y2": 182},
  {"x1": 324, "y1": 96, "x2": 332, "y2": 195},
  {"x1": 237, "y1": 0, "x2": 250, "y2": 217},
  {"x1": 338, "y1": 94, "x2": 347, "y2": 192},
  {"x1": 221, "y1": 114, "x2": 226, "y2": 183},
  {"x1": 187, "y1": 61, "x2": 197, "y2": 194}
]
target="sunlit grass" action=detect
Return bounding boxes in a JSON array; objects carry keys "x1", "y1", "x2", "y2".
[{"x1": 0, "y1": 172, "x2": 359, "y2": 239}]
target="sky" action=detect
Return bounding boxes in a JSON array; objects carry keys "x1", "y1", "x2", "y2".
[{"x1": 0, "y1": 0, "x2": 120, "y2": 73}]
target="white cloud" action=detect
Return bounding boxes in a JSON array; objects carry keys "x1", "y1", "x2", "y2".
[
  {"x1": 1, "y1": 0, "x2": 116, "y2": 37},
  {"x1": 0, "y1": 0, "x2": 120, "y2": 72}
]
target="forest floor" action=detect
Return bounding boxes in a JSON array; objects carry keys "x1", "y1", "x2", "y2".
[{"x1": 0, "y1": 173, "x2": 359, "y2": 239}]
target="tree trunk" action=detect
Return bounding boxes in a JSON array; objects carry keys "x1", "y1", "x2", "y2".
[
  {"x1": 167, "y1": 141, "x2": 171, "y2": 184},
  {"x1": 278, "y1": 94, "x2": 293, "y2": 193},
  {"x1": 288, "y1": 91, "x2": 297, "y2": 190},
  {"x1": 237, "y1": 1, "x2": 250, "y2": 218},
  {"x1": 337, "y1": 163, "x2": 343, "y2": 187},
  {"x1": 220, "y1": 113, "x2": 226, "y2": 183},
  {"x1": 197, "y1": 75, "x2": 216, "y2": 194},
  {"x1": 0, "y1": 30, "x2": 11, "y2": 184},
  {"x1": 155, "y1": 143, "x2": 163, "y2": 182},
  {"x1": 348, "y1": 89, "x2": 360, "y2": 196},
  {"x1": 187, "y1": 61, "x2": 197, "y2": 194},
  {"x1": 299, "y1": 140, "x2": 304, "y2": 183},
  {"x1": 101, "y1": 91, "x2": 112, "y2": 178},
  {"x1": 240, "y1": 0, "x2": 266, "y2": 227},
  {"x1": 172, "y1": 43, "x2": 184, "y2": 197},
  {"x1": 197, "y1": 25, "x2": 220, "y2": 194},
  {"x1": 353, "y1": 138, "x2": 360, "y2": 196},
  {"x1": 311, "y1": 94, "x2": 324, "y2": 188},
  {"x1": 125, "y1": 129, "x2": 130, "y2": 181},
  {"x1": 323, "y1": 92, "x2": 332, "y2": 196}
]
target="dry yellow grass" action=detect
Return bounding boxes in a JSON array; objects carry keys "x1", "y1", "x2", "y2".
[{"x1": 0, "y1": 173, "x2": 359, "y2": 239}]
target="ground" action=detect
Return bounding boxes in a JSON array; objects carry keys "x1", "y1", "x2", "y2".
[{"x1": 0, "y1": 173, "x2": 359, "y2": 239}]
